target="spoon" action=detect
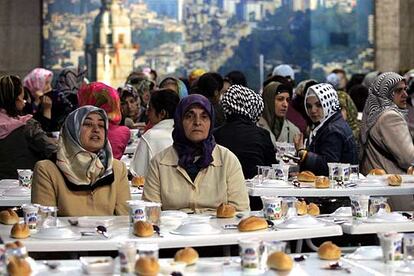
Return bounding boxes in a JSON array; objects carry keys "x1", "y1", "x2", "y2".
[
  {"x1": 67, "y1": 219, "x2": 78, "y2": 226},
  {"x1": 293, "y1": 254, "x2": 308, "y2": 262},
  {"x1": 153, "y1": 225, "x2": 163, "y2": 237},
  {"x1": 43, "y1": 261, "x2": 60, "y2": 270},
  {"x1": 96, "y1": 225, "x2": 109, "y2": 238}
]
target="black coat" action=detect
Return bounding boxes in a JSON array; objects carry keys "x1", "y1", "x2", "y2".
[
  {"x1": 213, "y1": 116, "x2": 276, "y2": 179},
  {"x1": 301, "y1": 111, "x2": 358, "y2": 176}
]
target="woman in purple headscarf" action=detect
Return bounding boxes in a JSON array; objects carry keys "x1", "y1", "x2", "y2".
[{"x1": 143, "y1": 94, "x2": 249, "y2": 213}]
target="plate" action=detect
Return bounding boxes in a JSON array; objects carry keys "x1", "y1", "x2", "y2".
[
  {"x1": 345, "y1": 246, "x2": 382, "y2": 260},
  {"x1": 276, "y1": 215, "x2": 326, "y2": 229},
  {"x1": 129, "y1": 187, "x2": 143, "y2": 194},
  {"x1": 77, "y1": 217, "x2": 115, "y2": 228},
  {"x1": 80, "y1": 256, "x2": 115, "y2": 274},
  {"x1": 401, "y1": 175, "x2": 414, "y2": 183},
  {"x1": 161, "y1": 210, "x2": 188, "y2": 219},
  {"x1": 365, "y1": 212, "x2": 408, "y2": 223},
  {"x1": 31, "y1": 227, "x2": 81, "y2": 240},
  {"x1": 356, "y1": 179, "x2": 387, "y2": 187},
  {"x1": 170, "y1": 222, "x2": 221, "y2": 235},
  {"x1": 0, "y1": 179, "x2": 19, "y2": 188},
  {"x1": 4, "y1": 187, "x2": 31, "y2": 197},
  {"x1": 253, "y1": 179, "x2": 290, "y2": 187}
]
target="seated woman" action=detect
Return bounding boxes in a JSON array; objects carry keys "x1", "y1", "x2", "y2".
[
  {"x1": 77, "y1": 82, "x2": 130, "y2": 160},
  {"x1": 0, "y1": 75, "x2": 57, "y2": 180},
  {"x1": 32, "y1": 106, "x2": 131, "y2": 216},
  {"x1": 214, "y1": 85, "x2": 276, "y2": 211},
  {"x1": 118, "y1": 84, "x2": 147, "y2": 129},
  {"x1": 143, "y1": 94, "x2": 249, "y2": 213},
  {"x1": 257, "y1": 81, "x2": 300, "y2": 145},
  {"x1": 23, "y1": 68, "x2": 54, "y2": 132},
  {"x1": 360, "y1": 72, "x2": 414, "y2": 174},
  {"x1": 130, "y1": 89, "x2": 179, "y2": 177},
  {"x1": 294, "y1": 83, "x2": 358, "y2": 176}
]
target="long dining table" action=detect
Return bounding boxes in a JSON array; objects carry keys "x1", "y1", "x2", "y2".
[{"x1": 0, "y1": 215, "x2": 343, "y2": 253}]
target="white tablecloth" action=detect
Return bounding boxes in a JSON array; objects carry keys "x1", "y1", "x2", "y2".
[
  {"x1": 28, "y1": 253, "x2": 407, "y2": 275},
  {"x1": 248, "y1": 183, "x2": 414, "y2": 197},
  {"x1": 0, "y1": 215, "x2": 342, "y2": 252}
]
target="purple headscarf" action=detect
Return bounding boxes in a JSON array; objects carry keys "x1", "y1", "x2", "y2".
[{"x1": 172, "y1": 94, "x2": 216, "y2": 170}]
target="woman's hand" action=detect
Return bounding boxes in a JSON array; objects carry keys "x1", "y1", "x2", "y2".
[
  {"x1": 42, "y1": 96, "x2": 52, "y2": 119},
  {"x1": 293, "y1": 133, "x2": 304, "y2": 151}
]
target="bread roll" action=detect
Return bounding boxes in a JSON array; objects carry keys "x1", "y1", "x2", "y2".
[
  {"x1": 133, "y1": 221, "x2": 154, "y2": 237},
  {"x1": 237, "y1": 216, "x2": 268, "y2": 232},
  {"x1": 296, "y1": 201, "x2": 307, "y2": 216},
  {"x1": 267, "y1": 251, "x2": 293, "y2": 271},
  {"x1": 0, "y1": 209, "x2": 19, "y2": 225},
  {"x1": 307, "y1": 203, "x2": 320, "y2": 216},
  {"x1": 297, "y1": 171, "x2": 316, "y2": 182},
  {"x1": 7, "y1": 256, "x2": 31, "y2": 276},
  {"x1": 131, "y1": 175, "x2": 145, "y2": 187},
  {"x1": 315, "y1": 176, "x2": 330, "y2": 188},
  {"x1": 388, "y1": 174, "x2": 402, "y2": 186},
  {"x1": 407, "y1": 166, "x2": 414, "y2": 175},
  {"x1": 10, "y1": 223, "x2": 30, "y2": 239},
  {"x1": 369, "y1": 168, "x2": 386, "y2": 175},
  {"x1": 216, "y1": 203, "x2": 236, "y2": 218},
  {"x1": 135, "y1": 256, "x2": 159, "y2": 276},
  {"x1": 174, "y1": 247, "x2": 199, "y2": 265},
  {"x1": 318, "y1": 241, "x2": 341, "y2": 260}
]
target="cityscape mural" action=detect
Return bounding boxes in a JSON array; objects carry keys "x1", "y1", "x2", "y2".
[{"x1": 42, "y1": 0, "x2": 374, "y2": 91}]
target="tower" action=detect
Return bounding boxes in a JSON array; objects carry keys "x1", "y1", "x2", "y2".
[{"x1": 86, "y1": 0, "x2": 136, "y2": 86}]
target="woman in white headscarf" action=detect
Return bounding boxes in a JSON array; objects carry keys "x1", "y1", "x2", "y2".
[
  {"x1": 32, "y1": 105, "x2": 130, "y2": 216},
  {"x1": 360, "y1": 72, "x2": 414, "y2": 175},
  {"x1": 293, "y1": 83, "x2": 358, "y2": 176}
]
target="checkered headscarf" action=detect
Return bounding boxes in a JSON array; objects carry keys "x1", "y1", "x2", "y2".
[{"x1": 221, "y1": 85, "x2": 264, "y2": 122}]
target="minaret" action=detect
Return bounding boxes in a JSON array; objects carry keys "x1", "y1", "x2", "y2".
[{"x1": 86, "y1": 0, "x2": 135, "y2": 86}]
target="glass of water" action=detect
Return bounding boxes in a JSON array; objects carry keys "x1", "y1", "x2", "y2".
[{"x1": 398, "y1": 233, "x2": 414, "y2": 273}]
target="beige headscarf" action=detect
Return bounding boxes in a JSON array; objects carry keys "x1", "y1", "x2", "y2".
[{"x1": 56, "y1": 105, "x2": 113, "y2": 187}]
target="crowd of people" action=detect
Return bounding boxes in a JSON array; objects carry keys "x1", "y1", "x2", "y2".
[{"x1": 0, "y1": 64, "x2": 414, "y2": 215}]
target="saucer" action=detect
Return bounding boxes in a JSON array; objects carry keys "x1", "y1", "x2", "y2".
[
  {"x1": 170, "y1": 222, "x2": 221, "y2": 235},
  {"x1": 345, "y1": 246, "x2": 382, "y2": 260},
  {"x1": 0, "y1": 179, "x2": 19, "y2": 188},
  {"x1": 365, "y1": 212, "x2": 408, "y2": 223},
  {"x1": 31, "y1": 227, "x2": 81, "y2": 240},
  {"x1": 276, "y1": 215, "x2": 326, "y2": 229}
]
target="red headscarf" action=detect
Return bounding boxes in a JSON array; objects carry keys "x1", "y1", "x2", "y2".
[{"x1": 77, "y1": 82, "x2": 122, "y2": 125}]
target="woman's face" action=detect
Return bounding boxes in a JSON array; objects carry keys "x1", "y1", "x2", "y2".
[
  {"x1": 146, "y1": 103, "x2": 163, "y2": 125},
  {"x1": 43, "y1": 76, "x2": 52, "y2": 94},
  {"x1": 183, "y1": 106, "x2": 211, "y2": 143},
  {"x1": 122, "y1": 96, "x2": 139, "y2": 118},
  {"x1": 15, "y1": 88, "x2": 26, "y2": 111},
  {"x1": 306, "y1": 96, "x2": 324, "y2": 123},
  {"x1": 393, "y1": 81, "x2": 408, "y2": 109},
  {"x1": 80, "y1": 112, "x2": 105, "y2": 153},
  {"x1": 142, "y1": 90, "x2": 151, "y2": 106},
  {"x1": 274, "y1": 92, "x2": 290, "y2": 118}
]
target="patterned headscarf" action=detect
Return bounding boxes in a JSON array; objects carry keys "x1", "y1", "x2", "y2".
[
  {"x1": 55, "y1": 67, "x2": 87, "y2": 112},
  {"x1": 57, "y1": 106, "x2": 113, "y2": 187},
  {"x1": 23, "y1": 68, "x2": 53, "y2": 98},
  {"x1": 77, "y1": 82, "x2": 122, "y2": 125},
  {"x1": 360, "y1": 72, "x2": 406, "y2": 144},
  {"x1": 305, "y1": 83, "x2": 340, "y2": 144},
  {"x1": 221, "y1": 84, "x2": 263, "y2": 123},
  {"x1": 172, "y1": 94, "x2": 216, "y2": 170}
]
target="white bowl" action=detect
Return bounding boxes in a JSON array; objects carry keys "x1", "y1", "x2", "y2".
[{"x1": 170, "y1": 222, "x2": 220, "y2": 235}]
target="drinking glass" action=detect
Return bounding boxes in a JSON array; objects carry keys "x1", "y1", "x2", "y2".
[{"x1": 349, "y1": 165, "x2": 360, "y2": 181}]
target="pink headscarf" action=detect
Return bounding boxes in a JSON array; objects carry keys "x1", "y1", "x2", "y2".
[
  {"x1": 77, "y1": 82, "x2": 122, "y2": 125},
  {"x1": 23, "y1": 68, "x2": 53, "y2": 97}
]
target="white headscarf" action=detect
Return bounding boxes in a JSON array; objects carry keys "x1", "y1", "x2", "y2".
[{"x1": 305, "y1": 83, "x2": 340, "y2": 145}]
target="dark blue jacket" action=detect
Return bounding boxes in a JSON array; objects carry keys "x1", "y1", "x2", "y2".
[{"x1": 301, "y1": 112, "x2": 358, "y2": 176}]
